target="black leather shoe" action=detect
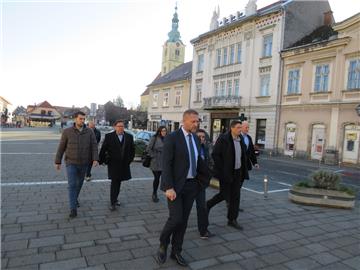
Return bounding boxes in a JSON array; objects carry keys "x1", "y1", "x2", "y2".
[
  {"x1": 227, "y1": 220, "x2": 243, "y2": 230},
  {"x1": 69, "y1": 209, "x2": 77, "y2": 218},
  {"x1": 115, "y1": 200, "x2": 121, "y2": 206},
  {"x1": 170, "y1": 252, "x2": 188, "y2": 267},
  {"x1": 200, "y1": 230, "x2": 215, "y2": 239},
  {"x1": 156, "y1": 245, "x2": 167, "y2": 265},
  {"x1": 152, "y1": 193, "x2": 159, "y2": 203},
  {"x1": 76, "y1": 200, "x2": 80, "y2": 208},
  {"x1": 109, "y1": 204, "x2": 116, "y2": 211}
]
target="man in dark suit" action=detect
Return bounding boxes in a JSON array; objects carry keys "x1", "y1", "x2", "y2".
[
  {"x1": 206, "y1": 120, "x2": 249, "y2": 230},
  {"x1": 157, "y1": 109, "x2": 205, "y2": 267},
  {"x1": 99, "y1": 120, "x2": 135, "y2": 211}
]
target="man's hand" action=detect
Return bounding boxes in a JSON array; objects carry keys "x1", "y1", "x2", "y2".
[
  {"x1": 55, "y1": 164, "x2": 61, "y2": 171},
  {"x1": 254, "y1": 164, "x2": 260, "y2": 169},
  {"x1": 93, "y1": 161, "x2": 99, "y2": 167},
  {"x1": 165, "y1": 188, "x2": 176, "y2": 201}
]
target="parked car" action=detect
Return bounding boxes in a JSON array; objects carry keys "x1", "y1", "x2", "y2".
[{"x1": 134, "y1": 131, "x2": 155, "y2": 157}]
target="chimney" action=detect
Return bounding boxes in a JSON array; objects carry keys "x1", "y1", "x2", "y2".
[{"x1": 323, "y1": 11, "x2": 333, "y2": 26}]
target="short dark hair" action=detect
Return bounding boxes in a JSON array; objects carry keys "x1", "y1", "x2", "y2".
[
  {"x1": 183, "y1": 109, "x2": 199, "y2": 118},
  {"x1": 196, "y1": 128, "x2": 206, "y2": 134},
  {"x1": 74, "y1": 111, "x2": 86, "y2": 118},
  {"x1": 113, "y1": 119, "x2": 125, "y2": 126},
  {"x1": 230, "y1": 120, "x2": 242, "y2": 128}
]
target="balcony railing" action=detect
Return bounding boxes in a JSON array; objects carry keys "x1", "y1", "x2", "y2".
[{"x1": 203, "y1": 96, "x2": 241, "y2": 110}]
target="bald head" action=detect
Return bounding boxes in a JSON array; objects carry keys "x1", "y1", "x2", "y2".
[{"x1": 241, "y1": 121, "x2": 249, "y2": 134}]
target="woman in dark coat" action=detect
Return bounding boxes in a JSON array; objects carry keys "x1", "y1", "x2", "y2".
[
  {"x1": 147, "y1": 126, "x2": 167, "y2": 202},
  {"x1": 99, "y1": 120, "x2": 135, "y2": 210}
]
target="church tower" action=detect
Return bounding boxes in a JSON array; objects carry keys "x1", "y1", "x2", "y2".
[{"x1": 161, "y1": 5, "x2": 185, "y2": 76}]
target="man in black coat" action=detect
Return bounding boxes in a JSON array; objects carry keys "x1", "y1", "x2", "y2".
[
  {"x1": 157, "y1": 109, "x2": 210, "y2": 267},
  {"x1": 99, "y1": 120, "x2": 135, "y2": 211},
  {"x1": 206, "y1": 120, "x2": 249, "y2": 230},
  {"x1": 241, "y1": 121, "x2": 259, "y2": 170}
]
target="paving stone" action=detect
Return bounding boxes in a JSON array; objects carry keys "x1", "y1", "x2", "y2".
[
  {"x1": 248, "y1": 234, "x2": 284, "y2": 247},
  {"x1": 108, "y1": 239, "x2": 148, "y2": 251},
  {"x1": 224, "y1": 239, "x2": 256, "y2": 253},
  {"x1": 260, "y1": 252, "x2": 289, "y2": 265},
  {"x1": 187, "y1": 244, "x2": 230, "y2": 260},
  {"x1": 108, "y1": 226, "x2": 147, "y2": 237},
  {"x1": 4, "y1": 248, "x2": 38, "y2": 258},
  {"x1": 330, "y1": 249, "x2": 353, "y2": 259},
  {"x1": 65, "y1": 231, "x2": 109, "y2": 243},
  {"x1": 7, "y1": 253, "x2": 55, "y2": 268},
  {"x1": 276, "y1": 231, "x2": 304, "y2": 241},
  {"x1": 285, "y1": 258, "x2": 321, "y2": 270},
  {"x1": 189, "y1": 258, "x2": 219, "y2": 269},
  {"x1": 78, "y1": 266, "x2": 106, "y2": 270},
  {"x1": 38, "y1": 228, "x2": 74, "y2": 237},
  {"x1": 4, "y1": 264, "x2": 39, "y2": 270},
  {"x1": 39, "y1": 257, "x2": 87, "y2": 270},
  {"x1": 282, "y1": 246, "x2": 313, "y2": 260},
  {"x1": 240, "y1": 251, "x2": 257, "y2": 258},
  {"x1": 130, "y1": 246, "x2": 156, "y2": 258},
  {"x1": 105, "y1": 256, "x2": 158, "y2": 270},
  {"x1": 62, "y1": 240, "x2": 95, "y2": 250},
  {"x1": 29, "y1": 236, "x2": 64, "y2": 248},
  {"x1": 218, "y1": 253, "x2": 242, "y2": 263},
  {"x1": 237, "y1": 257, "x2": 267, "y2": 270},
  {"x1": 86, "y1": 250, "x2": 132, "y2": 266},
  {"x1": 305, "y1": 243, "x2": 329, "y2": 253},
  {"x1": 343, "y1": 256, "x2": 360, "y2": 269},
  {"x1": 18, "y1": 215, "x2": 47, "y2": 223},
  {"x1": 313, "y1": 262, "x2": 355, "y2": 270},
  {"x1": 2, "y1": 240, "x2": 28, "y2": 252},
  {"x1": 56, "y1": 248, "x2": 81, "y2": 260},
  {"x1": 80, "y1": 245, "x2": 108, "y2": 257},
  {"x1": 4, "y1": 232, "x2": 37, "y2": 241}
]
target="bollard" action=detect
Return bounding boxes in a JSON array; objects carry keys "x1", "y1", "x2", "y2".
[
  {"x1": 264, "y1": 175, "x2": 268, "y2": 199},
  {"x1": 338, "y1": 161, "x2": 341, "y2": 168}
]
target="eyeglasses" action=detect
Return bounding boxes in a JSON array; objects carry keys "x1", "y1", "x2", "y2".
[{"x1": 115, "y1": 125, "x2": 124, "y2": 128}]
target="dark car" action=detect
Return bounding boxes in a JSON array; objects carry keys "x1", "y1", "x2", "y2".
[{"x1": 134, "y1": 131, "x2": 155, "y2": 157}]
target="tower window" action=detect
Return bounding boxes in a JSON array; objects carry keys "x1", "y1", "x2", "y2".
[{"x1": 175, "y1": 49, "x2": 180, "y2": 58}]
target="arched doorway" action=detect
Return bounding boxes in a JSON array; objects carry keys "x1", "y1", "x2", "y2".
[
  {"x1": 284, "y1": 123, "x2": 296, "y2": 156},
  {"x1": 311, "y1": 124, "x2": 325, "y2": 160},
  {"x1": 342, "y1": 124, "x2": 360, "y2": 164}
]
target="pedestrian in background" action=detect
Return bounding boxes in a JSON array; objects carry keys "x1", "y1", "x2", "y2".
[
  {"x1": 195, "y1": 129, "x2": 214, "y2": 239},
  {"x1": 99, "y1": 120, "x2": 135, "y2": 211},
  {"x1": 147, "y1": 126, "x2": 167, "y2": 203},
  {"x1": 207, "y1": 120, "x2": 249, "y2": 230},
  {"x1": 85, "y1": 121, "x2": 101, "y2": 181},
  {"x1": 55, "y1": 111, "x2": 99, "y2": 218}
]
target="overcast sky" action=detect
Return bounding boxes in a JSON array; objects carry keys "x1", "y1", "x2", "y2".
[{"x1": 1, "y1": 0, "x2": 358, "y2": 110}]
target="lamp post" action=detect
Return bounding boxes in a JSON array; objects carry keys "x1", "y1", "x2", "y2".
[{"x1": 356, "y1": 104, "x2": 360, "y2": 116}]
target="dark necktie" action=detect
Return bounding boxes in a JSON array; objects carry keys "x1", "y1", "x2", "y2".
[{"x1": 188, "y1": 134, "x2": 197, "y2": 177}]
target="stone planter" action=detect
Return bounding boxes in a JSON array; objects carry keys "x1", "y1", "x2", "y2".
[{"x1": 289, "y1": 186, "x2": 355, "y2": 209}]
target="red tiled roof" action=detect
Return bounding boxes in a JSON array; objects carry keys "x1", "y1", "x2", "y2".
[{"x1": 37, "y1": 101, "x2": 53, "y2": 108}]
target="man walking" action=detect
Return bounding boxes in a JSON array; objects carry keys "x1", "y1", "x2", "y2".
[
  {"x1": 241, "y1": 121, "x2": 259, "y2": 171},
  {"x1": 206, "y1": 120, "x2": 249, "y2": 230},
  {"x1": 85, "y1": 121, "x2": 101, "y2": 181},
  {"x1": 157, "y1": 109, "x2": 208, "y2": 267},
  {"x1": 99, "y1": 120, "x2": 135, "y2": 211},
  {"x1": 195, "y1": 129, "x2": 214, "y2": 239},
  {"x1": 55, "y1": 111, "x2": 99, "y2": 218}
]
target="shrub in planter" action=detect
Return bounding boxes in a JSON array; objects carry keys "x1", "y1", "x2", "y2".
[{"x1": 311, "y1": 170, "x2": 340, "y2": 190}]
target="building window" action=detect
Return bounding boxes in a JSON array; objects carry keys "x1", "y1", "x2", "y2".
[
  {"x1": 197, "y1": 54, "x2": 204, "y2": 72},
  {"x1": 347, "y1": 59, "x2": 360, "y2": 90},
  {"x1": 196, "y1": 83, "x2": 202, "y2": 102},
  {"x1": 262, "y1": 34, "x2": 273, "y2": 57},
  {"x1": 285, "y1": 123, "x2": 296, "y2": 156},
  {"x1": 229, "y1": 45, "x2": 235, "y2": 65},
  {"x1": 163, "y1": 92, "x2": 169, "y2": 107},
  {"x1": 47, "y1": 111, "x2": 53, "y2": 116},
  {"x1": 216, "y1": 49, "x2": 221, "y2": 67},
  {"x1": 214, "y1": 82, "x2": 219, "y2": 96},
  {"x1": 236, "y1": 43, "x2": 242, "y2": 63},
  {"x1": 314, "y1": 64, "x2": 329, "y2": 92},
  {"x1": 227, "y1": 80, "x2": 232, "y2": 96},
  {"x1": 287, "y1": 69, "x2": 300, "y2": 94},
  {"x1": 234, "y1": 79, "x2": 240, "y2": 96},
  {"x1": 152, "y1": 93, "x2": 158, "y2": 107},
  {"x1": 175, "y1": 49, "x2": 180, "y2": 58},
  {"x1": 223, "y1": 47, "x2": 228, "y2": 66},
  {"x1": 220, "y1": 81, "x2": 226, "y2": 96},
  {"x1": 41, "y1": 110, "x2": 46, "y2": 115},
  {"x1": 256, "y1": 119, "x2": 266, "y2": 149},
  {"x1": 175, "y1": 90, "x2": 182, "y2": 106},
  {"x1": 260, "y1": 74, "x2": 270, "y2": 96}
]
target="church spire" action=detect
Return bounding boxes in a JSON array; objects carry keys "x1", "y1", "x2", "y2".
[{"x1": 167, "y1": 4, "x2": 181, "y2": 43}]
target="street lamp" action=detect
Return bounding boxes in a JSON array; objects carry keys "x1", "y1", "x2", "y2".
[{"x1": 356, "y1": 104, "x2": 360, "y2": 116}]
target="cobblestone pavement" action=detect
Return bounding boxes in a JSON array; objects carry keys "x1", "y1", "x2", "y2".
[{"x1": 1, "y1": 129, "x2": 359, "y2": 270}]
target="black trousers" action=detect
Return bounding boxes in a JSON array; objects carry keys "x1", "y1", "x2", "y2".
[
  {"x1": 195, "y1": 187, "x2": 208, "y2": 235},
  {"x1": 207, "y1": 169, "x2": 244, "y2": 221},
  {"x1": 86, "y1": 162, "x2": 92, "y2": 177},
  {"x1": 159, "y1": 180, "x2": 199, "y2": 254},
  {"x1": 152, "y1": 170, "x2": 161, "y2": 194},
  {"x1": 110, "y1": 178, "x2": 122, "y2": 205}
]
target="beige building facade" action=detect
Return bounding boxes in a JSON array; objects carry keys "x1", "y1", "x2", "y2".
[
  {"x1": 190, "y1": 0, "x2": 332, "y2": 149},
  {"x1": 278, "y1": 13, "x2": 360, "y2": 165}
]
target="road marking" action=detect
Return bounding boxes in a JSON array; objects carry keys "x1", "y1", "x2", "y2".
[
  {"x1": 242, "y1": 187, "x2": 264, "y2": 194},
  {"x1": 334, "y1": 170, "x2": 344, "y2": 173},
  {"x1": 1, "y1": 177, "x2": 153, "y2": 186},
  {"x1": 276, "y1": 171, "x2": 301, "y2": 177},
  {"x1": 268, "y1": 189, "x2": 290, "y2": 193},
  {"x1": 275, "y1": 181, "x2": 292, "y2": 187}
]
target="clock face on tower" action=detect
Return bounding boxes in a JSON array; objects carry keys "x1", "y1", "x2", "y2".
[{"x1": 176, "y1": 42, "x2": 180, "y2": 47}]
